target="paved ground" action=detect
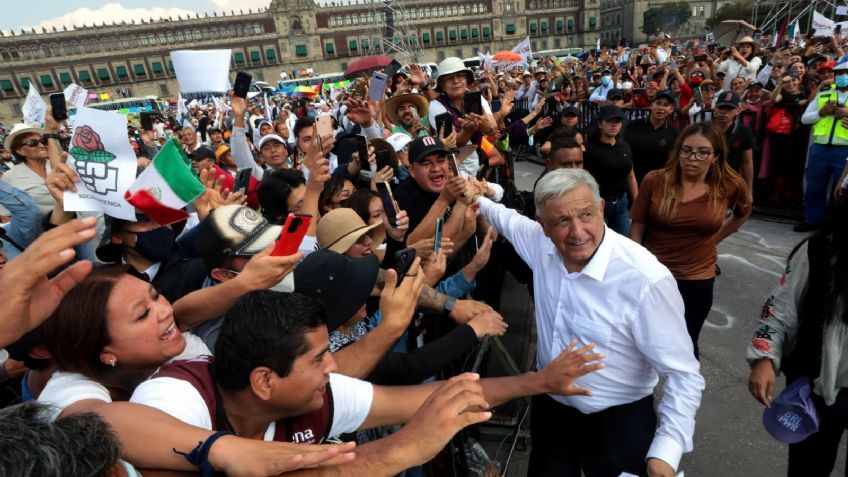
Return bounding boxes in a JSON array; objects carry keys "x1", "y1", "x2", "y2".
[{"x1": 476, "y1": 159, "x2": 847, "y2": 477}]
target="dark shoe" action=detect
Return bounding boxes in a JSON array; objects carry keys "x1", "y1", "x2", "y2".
[
  {"x1": 715, "y1": 264, "x2": 722, "y2": 276},
  {"x1": 793, "y1": 222, "x2": 820, "y2": 232}
]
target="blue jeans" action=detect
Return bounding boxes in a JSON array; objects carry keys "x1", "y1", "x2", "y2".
[
  {"x1": 604, "y1": 194, "x2": 630, "y2": 236},
  {"x1": 804, "y1": 144, "x2": 848, "y2": 224}
]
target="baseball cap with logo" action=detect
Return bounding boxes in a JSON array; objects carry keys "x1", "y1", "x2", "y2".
[
  {"x1": 294, "y1": 249, "x2": 380, "y2": 332},
  {"x1": 716, "y1": 91, "x2": 740, "y2": 108},
  {"x1": 196, "y1": 205, "x2": 282, "y2": 271},
  {"x1": 386, "y1": 132, "x2": 413, "y2": 152},
  {"x1": 762, "y1": 377, "x2": 820, "y2": 444},
  {"x1": 408, "y1": 136, "x2": 449, "y2": 164}
]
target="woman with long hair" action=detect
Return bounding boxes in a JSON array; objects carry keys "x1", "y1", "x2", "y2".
[
  {"x1": 630, "y1": 122, "x2": 752, "y2": 358},
  {"x1": 747, "y1": 197, "x2": 848, "y2": 476},
  {"x1": 717, "y1": 37, "x2": 763, "y2": 90}
]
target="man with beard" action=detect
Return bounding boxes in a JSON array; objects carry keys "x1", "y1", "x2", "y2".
[
  {"x1": 623, "y1": 90, "x2": 680, "y2": 184},
  {"x1": 384, "y1": 93, "x2": 429, "y2": 138}
]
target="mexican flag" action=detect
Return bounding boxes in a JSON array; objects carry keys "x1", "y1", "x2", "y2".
[{"x1": 125, "y1": 139, "x2": 205, "y2": 225}]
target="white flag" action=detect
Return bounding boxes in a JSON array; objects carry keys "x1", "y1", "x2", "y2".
[
  {"x1": 22, "y1": 84, "x2": 47, "y2": 125},
  {"x1": 63, "y1": 83, "x2": 88, "y2": 109},
  {"x1": 177, "y1": 93, "x2": 188, "y2": 119},
  {"x1": 596, "y1": 37, "x2": 601, "y2": 51},
  {"x1": 212, "y1": 95, "x2": 231, "y2": 113},
  {"x1": 789, "y1": 20, "x2": 801, "y2": 44},
  {"x1": 511, "y1": 36, "x2": 533, "y2": 64},
  {"x1": 263, "y1": 93, "x2": 272, "y2": 122},
  {"x1": 63, "y1": 107, "x2": 139, "y2": 221},
  {"x1": 813, "y1": 10, "x2": 836, "y2": 37}
]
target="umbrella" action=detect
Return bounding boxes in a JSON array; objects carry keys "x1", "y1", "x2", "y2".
[
  {"x1": 344, "y1": 55, "x2": 394, "y2": 78},
  {"x1": 712, "y1": 20, "x2": 757, "y2": 47},
  {"x1": 492, "y1": 51, "x2": 524, "y2": 64}
]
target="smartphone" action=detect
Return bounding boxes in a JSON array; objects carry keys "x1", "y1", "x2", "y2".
[
  {"x1": 391, "y1": 247, "x2": 417, "y2": 285},
  {"x1": 375, "y1": 180, "x2": 399, "y2": 225},
  {"x1": 463, "y1": 91, "x2": 483, "y2": 116},
  {"x1": 271, "y1": 213, "x2": 313, "y2": 257},
  {"x1": 433, "y1": 218, "x2": 444, "y2": 254},
  {"x1": 694, "y1": 54, "x2": 707, "y2": 62},
  {"x1": 447, "y1": 153, "x2": 460, "y2": 177},
  {"x1": 434, "y1": 112, "x2": 453, "y2": 137},
  {"x1": 369, "y1": 71, "x2": 389, "y2": 101},
  {"x1": 234, "y1": 168, "x2": 252, "y2": 194},
  {"x1": 233, "y1": 71, "x2": 252, "y2": 99},
  {"x1": 139, "y1": 111, "x2": 154, "y2": 131},
  {"x1": 375, "y1": 149, "x2": 393, "y2": 171},
  {"x1": 384, "y1": 59, "x2": 403, "y2": 79},
  {"x1": 315, "y1": 115, "x2": 334, "y2": 152},
  {"x1": 354, "y1": 135, "x2": 369, "y2": 167},
  {"x1": 50, "y1": 93, "x2": 68, "y2": 121}
]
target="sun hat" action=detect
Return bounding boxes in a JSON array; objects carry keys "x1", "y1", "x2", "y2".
[
  {"x1": 316, "y1": 207, "x2": 385, "y2": 255},
  {"x1": 435, "y1": 57, "x2": 474, "y2": 92},
  {"x1": 762, "y1": 377, "x2": 820, "y2": 444},
  {"x1": 4, "y1": 123, "x2": 43, "y2": 152},
  {"x1": 294, "y1": 249, "x2": 380, "y2": 332},
  {"x1": 736, "y1": 36, "x2": 761, "y2": 55},
  {"x1": 196, "y1": 205, "x2": 282, "y2": 270},
  {"x1": 384, "y1": 93, "x2": 429, "y2": 125}
]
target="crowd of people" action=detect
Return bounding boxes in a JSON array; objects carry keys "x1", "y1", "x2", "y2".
[{"x1": 1, "y1": 28, "x2": 848, "y2": 477}]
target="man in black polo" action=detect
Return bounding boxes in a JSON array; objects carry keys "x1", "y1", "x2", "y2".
[
  {"x1": 623, "y1": 89, "x2": 680, "y2": 184},
  {"x1": 711, "y1": 91, "x2": 754, "y2": 193}
]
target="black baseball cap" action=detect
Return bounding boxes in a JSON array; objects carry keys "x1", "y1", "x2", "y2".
[
  {"x1": 563, "y1": 105, "x2": 579, "y2": 117},
  {"x1": 294, "y1": 249, "x2": 380, "y2": 332},
  {"x1": 653, "y1": 90, "x2": 675, "y2": 103},
  {"x1": 598, "y1": 105, "x2": 625, "y2": 121},
  {"x1": 408, "y1": 136, "x2": 449, "y2": 164},
  {"x1": 715, "y1": 90, "x2": 740, "y2": 108},
  {"x1": 607, "y1": 89, "x2": 624, "y2": 101},
  {"x1": 191, "y1": 145, "x2": 216, "y2": 162}
]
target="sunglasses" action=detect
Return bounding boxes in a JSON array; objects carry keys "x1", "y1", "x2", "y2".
[{"x1": 22, "y1": 137, "x2": 47, "y2": 147}]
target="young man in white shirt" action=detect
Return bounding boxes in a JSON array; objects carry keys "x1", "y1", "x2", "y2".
[
  {"x1": 471, "y1": 168, "x2": 705, "y2": 477},
  {"x1": 131, "y1": 289, "x2": 604, "y2": 475}
]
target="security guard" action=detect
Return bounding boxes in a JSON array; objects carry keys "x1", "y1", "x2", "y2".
[{"x1": 798, "y1": 56, "x2": 848, "y2": 232}]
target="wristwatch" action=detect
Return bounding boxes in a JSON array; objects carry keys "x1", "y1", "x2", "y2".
[{"x1": 443, "y1": 296, "x2": 457, "y2": 313}]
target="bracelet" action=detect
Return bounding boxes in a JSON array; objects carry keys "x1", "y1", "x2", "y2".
[
  {"x1": 173, "y1": 430, "x2": 234, "y2": 477},
  {"x1": 42, "y1": 133, "x2": 60, "y2": 140}
]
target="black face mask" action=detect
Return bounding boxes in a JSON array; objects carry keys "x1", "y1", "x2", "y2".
[{"x1": 130, "y1": 227, "x2": 174, "y2": 263}]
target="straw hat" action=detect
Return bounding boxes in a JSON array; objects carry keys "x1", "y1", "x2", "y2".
[
  {"x1": 384, "y1": 93, "x2": 429, "y2": 126},
  {"x1": 736, "y1": 36, "x2": 760, "y2": 55},
  {"x1": 317, "y1": 208, "x2": 386, "y2": 255}
]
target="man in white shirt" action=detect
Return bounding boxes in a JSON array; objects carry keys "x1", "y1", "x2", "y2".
[
  {"x1": 471, "y1": 168, "x2": 704, "y2": 477},
  {"x1": 131, "y1": 289, "x2": 604, "y2": 475}
]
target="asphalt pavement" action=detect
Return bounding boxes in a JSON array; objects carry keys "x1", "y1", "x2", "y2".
[{"x1": 476, "y1": 159, "x2": 847, "y2": 477}]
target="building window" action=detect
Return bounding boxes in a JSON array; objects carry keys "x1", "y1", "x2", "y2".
[
  {"x1": 449, "y1": 30, "x2": 457, "y2": 41},
  {"x1": 78, "y1": 70, "x2": 91, "y2": 82},
  {"x1": 349, "y1": 40, "x2": 358, "y2": 51},
  {"x1": 326, "y1": 43, "x2": 335, "y2": 54},
  {"x1": 97, "y1": 68, "x2": 110, "y2": 81},
  {"x1": 149, "y1": 34, "x2": 157, "y2": 46},
  {"x1": 40, "y1": 74, "x2": 54, "y2": 88},
  {"x1": 160, "y1": 84, "x2": 170, "y2": 96},
  {"x1": 691, "y1": 6, "x2": 697, "y2": 17},
  {"x1": 295, "y1": 45, "x2": 307, "y2": 57},
  {"x1": 700, "y1": 6, "x2": 705, "y2": 16},
  {"x1": 436, "y1": 31, "x2": 444, "y2": 42},
  {"x1": 234, "y1": 52, "x2": 245, "y2": 64},
  {"x1": 589, "y1": 17, "x2": 597, "y2": 27},
  {"x1": 472, "y1": 27, "x2": 479, "y2": 38},
  {"x1": 422, "y1": 32, "x2": 431, "y2": 43},
  {"x1": 134, "y1": 64, "x2": 146, "y2": 76},
  {"x1": 116, "y1": 66, "x2": 128, "y2": 79},
  {"x1": 152, "y1": 62, "x2": 164, "y2": 74},
  {"x1": 530, "y1": 23, "x2": 537, "y2": 33},
  {"x1": 0, "y1": 80, "x2": 13, "y2": 92},
  {"x1": 505, "y1": 4, "x2": 513, "y2": 12},
  {"x1": 505, "y1": 23, "x2": 516, "y2": 34},
  {"x1": 541, "y1": 21, "x2": 548, "y2": 32},
  {"x1": 460, "y1": 29, "x2": 468, "y2": 40},
  {"x1": 482, "y1": 26, "x2": 491, "y2": 37},
  {"x1": 59, "y1": 72, "x2": 72, "y2": 85},
  {"x1": 250, "y1": 51, "x2": 261, "y2": 63},
  {"x1": 568, "y1": 18, "x2": 574, "y2": 30},
  {"x1": 20, "y1": 77, "x2": 31, "y2": 88},
  {"x1": 266, "y1": 49, "x2": 277, "y2": 61}
]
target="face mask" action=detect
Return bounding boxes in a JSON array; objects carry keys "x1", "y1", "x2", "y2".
[
  {"x1": 836, "y1": 75, "x2": 848, "y2": 88},
  {"x1": 132, "y1": 226, "x2": 174, "y2": 263},
  {"x1": 601, "y1": 76, "x2": 612, "y2": 87},
  {"x1": 690, "y1": 76, "x2": 703, "y2": 86},
  {"x1": 120, "y1": 460, "x2": 142, "y2": 477}
]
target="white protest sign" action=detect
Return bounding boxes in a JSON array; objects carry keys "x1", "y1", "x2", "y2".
[
  {"x1": 838, "y1": 6, "x2": 848, "y2": 15},
  {"x1": 64, "y1": 107, "x2": 138, "y2": 221},
  {"x1": 511, "y1": 36, "x2": 533, "y2": 64},
  {"x1": 813, "y1": 10, "x2": 835, "y2": 37},
  {"x1": 22, "y1": 84, "x2": 46, "y2": 125},
  {"x1": 63, "y1": 83, "x2": 88, "y2": 109},
  {"x1": 212, "y1": 95, "x2": 231, "y2": 112},
  {"x1": 171, "y1": 49, "x2": 232, "y2": 94}
]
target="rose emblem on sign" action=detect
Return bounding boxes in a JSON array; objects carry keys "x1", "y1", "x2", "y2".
[{"x1": 70, "y1": 125, "x2": 119, "y2": 195}]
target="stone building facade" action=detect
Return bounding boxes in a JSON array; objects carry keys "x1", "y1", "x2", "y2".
[{"x1": 0, "y1": 0, "x2": 603, "y2": 123}]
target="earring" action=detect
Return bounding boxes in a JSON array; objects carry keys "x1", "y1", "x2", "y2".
[{"x1": 108, "y1": 359, "x2": 117, "y2": 368}]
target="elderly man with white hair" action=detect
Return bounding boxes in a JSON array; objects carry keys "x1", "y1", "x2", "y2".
[{"x1": 470, "y1": 169, "x2": 705, "y2": 477}]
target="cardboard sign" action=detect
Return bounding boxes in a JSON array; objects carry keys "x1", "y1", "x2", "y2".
[{"x1": 171, "y1": 49, "x2": 232, "y2": 94}]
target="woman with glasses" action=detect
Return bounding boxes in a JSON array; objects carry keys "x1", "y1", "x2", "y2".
[
  {"x1": 630, "y1": 122, "x2": 751, "y2": 358},
  {"x1": 2, "y1": 122, "x2": 56, "y2": 214}
]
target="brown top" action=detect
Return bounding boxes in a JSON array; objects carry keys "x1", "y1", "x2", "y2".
[{"x1": 630, "y1": 170, "x2": 751, "y2": 280}]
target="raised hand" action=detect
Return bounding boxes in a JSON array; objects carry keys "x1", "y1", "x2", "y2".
[{"x1": 538, "y1": 340, "x2": 605, "y2": 397}]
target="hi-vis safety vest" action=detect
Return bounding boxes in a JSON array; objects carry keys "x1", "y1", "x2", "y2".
[{"x1": 813, "y1": 86, "x2": 848, "y2": 146}]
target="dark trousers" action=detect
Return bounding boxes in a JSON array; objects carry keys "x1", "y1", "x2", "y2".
[
  {"x1": 528, "y1": 394, "x2": 656, "y2": 477},
  {"x1": 675, "y1": 278, "x2": 715, "y2": 359},
  {"x1": 788, "y1": 388, "x2": 848, "y2": 477}
]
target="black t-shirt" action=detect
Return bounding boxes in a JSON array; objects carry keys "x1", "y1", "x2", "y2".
[
  {"x1": 622, "y1": 117, "x2": 679, "y2": 184},
  {"x1": 583, "y1": 136, "x2": 634, "y2": 199},
  {"x1": 718, "y1": 121, "x2": 754, "y2": 172}
]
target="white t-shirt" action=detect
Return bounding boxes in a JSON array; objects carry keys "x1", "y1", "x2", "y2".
[
  {"x1": 130, "y1": 372, "x2": 373, "y2": 440},
  {"x1": 427, "y1": 97, "x2": 493, "y2": 178},
  {"x1": 38, "y1": 332, "x2": 210, "y2": 420}
]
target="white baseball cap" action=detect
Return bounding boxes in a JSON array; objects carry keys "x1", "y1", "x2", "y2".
[
  {"x1": 257, "y1": 134, "x2": 287, "y2": 149},
  {"x1": 386, "y1": 132, "x2": 413, "y2": 152}
]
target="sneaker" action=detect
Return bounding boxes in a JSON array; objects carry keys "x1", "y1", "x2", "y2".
[{"x1": 793, "y1": 222, "x2": 820, "y2": 233}]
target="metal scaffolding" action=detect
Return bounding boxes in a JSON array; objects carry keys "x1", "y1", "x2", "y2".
[
  {"x1": 363, "y1": 0, "x2": 424, "y2": 62},
  {"x1": 754, "y1": 0, "x2": 844, "y2": 36}
]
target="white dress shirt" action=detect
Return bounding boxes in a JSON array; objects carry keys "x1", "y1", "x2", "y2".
[{"x1": 478, "y1": 197, "x2": 704, "y2": 471}]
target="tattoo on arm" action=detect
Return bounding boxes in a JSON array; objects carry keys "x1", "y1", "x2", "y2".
[{"x1": 375, "y1": 268, "x2": 447, "y2": 311}]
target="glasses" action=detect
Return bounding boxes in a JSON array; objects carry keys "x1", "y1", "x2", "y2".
[
  {"x1": 678, "y1": 147, "x2": 713, "y2": 161},
  {"x1": 702, "y1": 87, "x2": 717, "y2": 92},
  {"x1": 22, "y1": 138, "x2": 47, "y2": 147}
]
